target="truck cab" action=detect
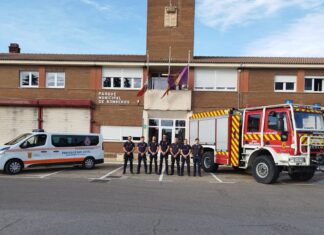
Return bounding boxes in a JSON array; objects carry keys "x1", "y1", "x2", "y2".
[{"x1": 242, "y1": 104, "x2": 324, "y2": 183}]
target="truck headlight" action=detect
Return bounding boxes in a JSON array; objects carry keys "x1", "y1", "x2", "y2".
[{"x1": 289, "y1": 157, "x2": 306, "y2": 164}]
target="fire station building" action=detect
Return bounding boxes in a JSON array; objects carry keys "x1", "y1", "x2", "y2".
[{"x1": 0, "y1": 0, "x2": 324, "y2": 156}]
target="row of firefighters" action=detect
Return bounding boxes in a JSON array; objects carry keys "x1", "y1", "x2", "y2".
[{"x1": 123, "y1": 135, "x2": 203, "y2": 176}]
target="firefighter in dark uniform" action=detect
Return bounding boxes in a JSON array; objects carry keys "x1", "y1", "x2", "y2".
[
  {"x1": 170, "y1": 137, "x2": 181, "y2": 175},
  {"x1": 123, "y1": 136, "x2": 135, "y2": 174},
  {"x1": 148, "y1": 136, "x2": 159, "y2": 174},
  {"x1": 137, "y1": 136, "x2": 148, "y2": 174},
  {"x1": 159, "y1": 135, "x2": 170, "y2": 175},
  {"x1": 192, "y1": 138, "x2": 203, "y2": 177},
  {"x1": 180, "y1": 138, "x2": 191, "y2": 176}
]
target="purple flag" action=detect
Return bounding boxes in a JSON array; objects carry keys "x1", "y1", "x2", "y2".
[
  {"x1": 175, "y1": 66, "x2": 189, "y2": 86},
  {"x1": 161, "y1": 75, "x2": 175, "y2": 98},
  {"x1": 167, "y1": 75, "x2": 176, "y2": 90}
]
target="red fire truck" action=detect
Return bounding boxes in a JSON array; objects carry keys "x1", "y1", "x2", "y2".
[{"x1": 189, "y1": 104, "x2": 324, "y2": 184}]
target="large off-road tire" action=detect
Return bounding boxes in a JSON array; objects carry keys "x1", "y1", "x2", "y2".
[
  {"x1": 202, "y1": 152, "x2": 218, "y2": 173},
  {"x1": 252, "y1": 155, "x2": 280, "y2": 184},
  {"x1": 288, "y1": 167, "x2": 315, "y2": 181},
  {"x1": 4, "y1": 159, "x2": 23, "y2": 175}
]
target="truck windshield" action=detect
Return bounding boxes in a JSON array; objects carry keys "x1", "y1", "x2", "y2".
[
  {"x1": 4, "y1": 133, "x2": 32, "y2": 145},
  {"x1": 294, "y1": 112, "x2": 324, "y2": 131}
]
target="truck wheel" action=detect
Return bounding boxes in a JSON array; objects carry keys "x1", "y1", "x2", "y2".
[
  {"x1": 5, "y1": 159, "x2": 23, "y2": 175},
  {"x1": 83, "y1": 157, "x2": 95, "y2": 169},
  {"x1": 289, "y1": 168, "x2": 315, "y2": 181},
  {"x1": 252, "y1": 155, "x2": 279, "y2": 184},
  {"x1": 202, "y1": 152, "x2": 218, "y2": 173}
]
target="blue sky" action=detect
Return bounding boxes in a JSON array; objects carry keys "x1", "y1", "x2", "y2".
[{"x1": 1, "y1": 0, "x2": 324, "y2": 57}]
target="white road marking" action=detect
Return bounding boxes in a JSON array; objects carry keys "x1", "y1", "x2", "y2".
[
  {"x1": 210, "y1": 173, "x2": 223, "y2": 183},
  {"x1": 210, "y1": 173, "x2": 236, "y2": 184},
  {"x1": 94, "y1": 166, "x2": 124, "y2": 180},
  {"x1": 159, "y1": 165, "x2": 165, "y2": 182},
  {"x1": 39, "y1": 170, "x2": 65, "y2": 179}
]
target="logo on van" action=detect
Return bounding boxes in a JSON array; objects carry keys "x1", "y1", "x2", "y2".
[{"x1": 84, "y1": 137, "x2": 91, "y2": 146}]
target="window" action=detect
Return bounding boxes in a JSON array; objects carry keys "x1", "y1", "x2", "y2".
[
  {"x1": 194, "y1": 69, "x2": 237, "y2": 91},
  {"x1": 268, "y1": 112, "x2": 288, "y2": 131},
  {"x1": 20, "y1": 134, "x2": 47, "y2": 148},
  {"x1": 274, "y1": 75, "x2": 296, "y2": 92},
  {"x1": 161, "y1": 120, "x2": 173, "y2": 127},
  {"x1": 20, "y1": 71, "x2": 39, "y2": 88},
  {"x1": 294, "y1": 112, "x2": 324, "y2": 131},
  {"x1": 46, "y1": 72, "x2": 65, "y2": 88},
  {"x1": 304, "y1": 77, "x2": 324, "y2": 92},
  {"x1": 247, "y1": 114, "x2": 261, "y2": 132},
  {"x1": 151, "y1": 76, "x2": 168, "y2": 90},
  {"x1": 102, "y1": 67, "x2": 143, "y2": 89},
  {"x1": 51, "y1": 135, "x2": 99, "y2": 147},
  {"x1": 100, "y1": 126, "x2": 142, "y2": 142}
]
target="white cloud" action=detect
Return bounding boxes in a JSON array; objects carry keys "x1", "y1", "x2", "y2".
[
  {"x1": 197, "y1": 0, "x2": 322, "y2": 30},
  {"x1": 80, "y1": 0, "x2": 111, "y2": 11},
  {"x1": 244, "y1": 12, "x2": 324, "y2": 57}
]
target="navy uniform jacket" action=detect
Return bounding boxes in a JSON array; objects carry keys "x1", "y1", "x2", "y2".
[
  {"x1": 181, "y1": 144, "x2": 191, "y2": 156},
  {"x1": 123, "y1": 141, "x2": 135, "y2": 153},
  {"x1": 137, "y1": 142, "x2": 148, "y2": 154},
  {"x1": 159, "y1": 140, "x2": 169, "y2": 153},
  {"x1": 170, "y1": 143, "x2": 180, "y2": 156},
  {"x1": 149, "y1": 141, "x2": 159, "y2": 154},
  {"x1": 192, "y1": 144, "x2": 203, "y2": 158}
]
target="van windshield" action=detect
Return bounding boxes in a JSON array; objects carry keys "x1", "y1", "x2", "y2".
[
  {"x1": 5, "y1": 133, "x2": 32, "y2": 145},
  {"x1": 294, "y1": 112, "x2": 324, "y2": 131}
]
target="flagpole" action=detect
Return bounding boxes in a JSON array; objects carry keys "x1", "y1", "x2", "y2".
[
  {"x1": 168, "y1": 46, "x2": 172, "y2": 76},
  {"x1": 187, "y1": 50, "x2": 191, "y2": 89},
  {"x1": 146, "y1": 49, "x2": 150, "y2": 84}
]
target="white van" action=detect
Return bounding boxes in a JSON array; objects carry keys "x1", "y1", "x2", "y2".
[{"x1": 0, "y1": 129, "x2": 104, "y2": 174}]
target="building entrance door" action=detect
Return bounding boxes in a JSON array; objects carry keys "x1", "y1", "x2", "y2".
[
  {"x1": 161, "y1": 128, "x2": 172, "y2": 144},
  {"x1": 148, "y1": 118, "x2": 186, "y2": 144}
]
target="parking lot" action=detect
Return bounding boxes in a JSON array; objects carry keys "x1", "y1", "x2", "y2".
[
  {"x1": 1, "y1": 161, "x2": 324, "y2": 235},
  {"x1": 1, "y1": 161, "x2": 324, "y2": 186}
]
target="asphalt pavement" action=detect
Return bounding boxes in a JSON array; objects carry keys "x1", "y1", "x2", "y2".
[{"x1": 0, "y1": 164, "x2": 324, "y2": 235}]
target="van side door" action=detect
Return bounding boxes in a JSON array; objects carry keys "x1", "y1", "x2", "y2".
[
  {"x1": 50, "y1": 135, "x2": 85, "y2": 165},
  {"x1": 20, "y1": 134, "x2": 49, "y2": 166}
]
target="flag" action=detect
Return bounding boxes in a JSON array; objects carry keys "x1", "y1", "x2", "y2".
[
  {"x1": 137, "y1": 69, "x2": 149, "y2": 97},
  {"x1": 161, "y1": 66, "x2": 189, "y2": 99},
  {"x1": 161, "y1": 75, "x2": 175, "y2": 98},
  {"x1": 136, "y1": 82, "x2": 147, "y2": 97},
  {"x1": 175, "y1": 66, "x2": 189, "y2": 86}
]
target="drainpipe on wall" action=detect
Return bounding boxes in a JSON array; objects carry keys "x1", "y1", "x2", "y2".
[{"x1": 38, "y1": 106, "x2": 43, "y2": 129}]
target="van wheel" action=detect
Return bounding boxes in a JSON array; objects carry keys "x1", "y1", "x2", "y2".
[
  {"x1": 289, "y1": 168, "x2": 315, "y2": 181},
  {"x1": 202, "y1": 152, "x2": 218, "y2": 173},
  {"x1": 252, "y1": 155, "x2": 279, "y2": 184},
  {"x1": 5, "y1": 160, "x2": 23, "y2": 175},
  {"x1": 83, "y1": 157, "x2": 95, "y2": 169}
]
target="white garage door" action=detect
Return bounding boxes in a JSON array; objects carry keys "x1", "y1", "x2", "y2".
[
  {"x1": 0, "y1": 107, "x2": 38, "y2": 145},
  {"x1": 43, "y1": 108, "x2": 90, "y2": 133}
]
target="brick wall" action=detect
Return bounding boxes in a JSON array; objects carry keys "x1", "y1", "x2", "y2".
[{"x1": 147, "y1": 0, "x2": 195, "y2": 60}]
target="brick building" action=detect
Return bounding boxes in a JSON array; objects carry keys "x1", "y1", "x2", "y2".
[{"x1": 0, "y1": 0, "x2": 324, "y2": 156}]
